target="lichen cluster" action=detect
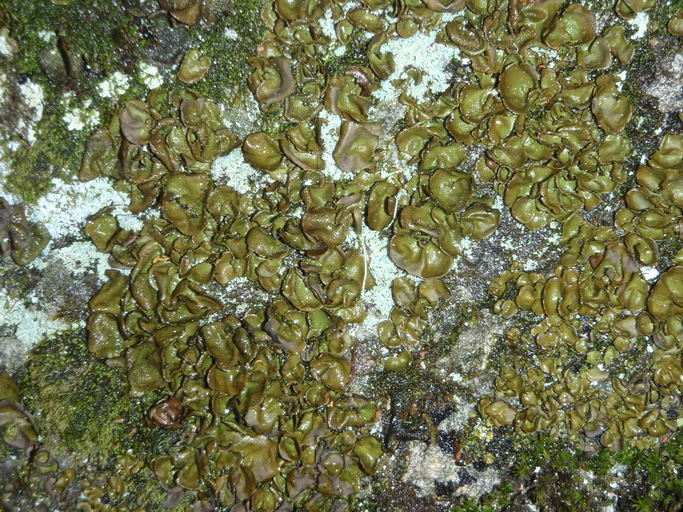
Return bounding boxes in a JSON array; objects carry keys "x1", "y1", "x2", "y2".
[
  {"x1": 2, "y1": 0, "x2": 683, "y2": 509},
  {"x1": 440, "y1": 1, "x2": 636, "y2": 230},
  {"x1": 0, "y1": 197, "x2": 50, "y2": 266},
  {"x1": 79, "y1": 89, "x2": 386, "y2": 508},
  {"x1": 77, "y1": 0, "x2": 682, "y2": 507},
  {"x1": 483, "y1": 133, "x2": 682, "y2": 450},
  {"x1": 0, "y1": 373, "x2": 37, "y2": 451}
]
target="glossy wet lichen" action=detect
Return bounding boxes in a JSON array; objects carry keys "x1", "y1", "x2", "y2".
[
  {"x1": 1, "y1": 330, "x2": 189, "y2": 511},
  {"x1": 1, "y1": 0, "x2": 682, "y2": 510},
  {"x1": 482, "y1": 133, "x2": 682, "y2": 451},
  {"x1": 0, "y1": 198, "x2": 50, "y2": 266},
  {"x1": 74, "y1": 89, "x2": 387, "y2": 509},
  {"x1": 0, "y1": 0, "x2": 264, "y2": 203}
]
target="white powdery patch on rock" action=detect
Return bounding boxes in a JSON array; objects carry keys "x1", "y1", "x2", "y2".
[
  {"x1": 439, "y1": 396, "x2": 475, "y2": 432},
  {"x1": 615, "y1": 70, "x2": 628, "y2": 92},
  {"x1": 628, "y1": 11, "x2": 649, "y2": 39},
  {"x1": 211, "y1": 148, "x2": 271, "y2": 195},
  {"x1": 373, "y1": 28, "x2": 462, "y2": 103},
  {"x1": 62, "y1": 94, "x2": 101, "y2": 132},
  {"x1": 523, "y1": 258, "x2": 538, "y2": 271},
  {"x1": 452, "y1": 309, "x2": 506, "y2": 373},
  {"x1": 113, "y1": 204, "x2": 148, "y2": 232},
  {"x1": 0, "y1": 157, "x2": 19, "y2": 203},
  {"x1": 0, "y1": 28, "x2": 17, "y2": 57},
  {"x1": 349, "y1": 228, "x2": 408, "y2": 341},
  {"x1": 361, "y1": 228, "x2": 403, "y2": 317},
  {"x1": 28, "y1": 177, "x2": 132, "y2": 240},
  {"x1": 319, "y1": 9, "x2": 337, "y2": 41},
  {"x1": 640, "y1": 265, "x2": 659, "y2": 281},
  {"x1": 97, "y1": 71, "x2": 130, "y2": 99},
  {"x1": 318, "y1": 109, "x2": 345, "y2": 181},
  {"x1": 0, "y1": 288, "x2": 78, "y2": 371},
  {"x1": 17, "y1": 80, "x2": 44, "y2": 144},
  {"x1": 37, "y1": 30, "x2": 55, "y2": 42},
  {"x1": 29, "y1": 241, "x2": 115, "y2": 282},
  {"x1": 646, "y1": 52, "x2": 683, "y2": 114},
  {"x1": 138, "y1": 61, "x2": 164, "y2": 89},
  {"x1": 319, "y1": 9, "x2": 349, "y2": 58},
  {"x1": 222, "y1": 93, "x2": 261, "y2": 138},
  {"x1": 1, "y1": 177, "x2": 146, "y2": 366},
  {"x1": 403, "y1": 441, "x2": 500, "y2": 498}
]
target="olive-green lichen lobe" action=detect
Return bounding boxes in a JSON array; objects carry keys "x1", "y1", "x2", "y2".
[
  {"x1": 2, "y1": 0, "x2": 683, "y2": 510},
  {"x1": 3, "y1": 329, "x2": 186, "y2": 511}
]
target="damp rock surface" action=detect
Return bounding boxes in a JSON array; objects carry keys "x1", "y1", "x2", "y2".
[{"x1": 1, "y1": 0, "x2": 682, "y2": 511}]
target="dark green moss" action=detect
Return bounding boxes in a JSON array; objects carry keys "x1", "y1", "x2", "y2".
[
  {"x1": 182, "y1": 1, "x2": 266, "y2": 102},
  {"x1": 658, "y1": 236, "x2": 683, "y2": 269},
  {"x1": 17, "y1": 329, "x2": 179, "y2": 460},
  {"x1": 622, "y1": 40, "x2": 663, "y2": 163},
  {"x1": 652, "y1": 0, "x2": 683, "y2": 37},
  {"x1": 0, "y1": 264, "x2": 41, "y2": 307},
  {"x1": 160, "y1": 1, "x2": 291, "y2": 136},
  {"x1": 361, "y1": 428, "x2": 682, "y2": 511},
  {"x1": 11, "y1": 329, "x2": 186, "y2": 509},
  {"x1": 493, "y1": 433, "x2": 683, "y2": 512},
  {"x1": 4, "y1": 105, "x2": 89, "y2": 202},
  {"x1": 6, "y1": 1, "x2": 133, "y2": 79},
  {"x1": 2, "y1": 0, "x2": 176, "y2": 202},
  {"x1": 613, "y1": 433, "x2": 683, "y2": 512},
  {"x1": 2, "y1": 2, "x2": 113, "y2": 200}
]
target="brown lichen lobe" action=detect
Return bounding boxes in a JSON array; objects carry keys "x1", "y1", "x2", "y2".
[
  {"x1": 3, "y1": 0, "x2": 683, "y2": 509},
  {"x1": 0, "y1": 197, "x2": 50, "y2": 266}
]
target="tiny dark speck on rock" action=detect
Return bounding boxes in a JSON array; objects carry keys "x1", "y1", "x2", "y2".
[
  {"x1": 455, "y1": 470, "x2": 476, "y2": 488},
  {"x1": 438, "y1": 430, "x2": 457, "y2": 455},
  {"x1": 434, "y1": 480, "x2": 456, "y2": 497},
  {"x1": 431, "y1": 405, "x2": 455, "y2": 424},
  {"x1": 134, "y1": 16, "x2": 191, "y2": 66},
  {"x1": 484, "y1": 428, "x2": 516, "y2": 466},
  {"x1": 472, "y1": 460, "x2": 487, "y2": 472}
]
